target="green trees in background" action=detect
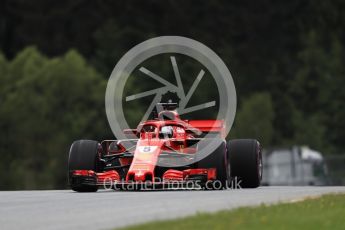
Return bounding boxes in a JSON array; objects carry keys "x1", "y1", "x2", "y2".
[
  {"x1": 289, "y1": 31, "x2": 345, "y2": 153},
  {"x1": 0, "y1": 48, "x2": 110, "y2": 189},
  {"x1": 1, "y1": 1, "x2": 345, "y2": 189},
  {"x1": 231, "y1": 93, "x2": 274, "y2": 147}
]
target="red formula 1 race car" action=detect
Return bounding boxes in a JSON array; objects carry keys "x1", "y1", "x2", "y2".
[{"x1": 68, "y1": 103, "x2": 262, "y2": 192}]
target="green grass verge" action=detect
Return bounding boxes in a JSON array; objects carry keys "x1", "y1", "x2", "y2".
[{"x1": 120, "y1": 193, "x2": 345, "y2": 230}]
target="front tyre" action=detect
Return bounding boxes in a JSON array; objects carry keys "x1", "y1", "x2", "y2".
[
  {"x1": 197, "y1": 139, "x2": 229, "y2": 190},
  {"x1": 227, "y1": 139, "x2": 262, "y2": 188},
  {"x1": 68, "y1": 140, "x2": 101, "y2": 192}
]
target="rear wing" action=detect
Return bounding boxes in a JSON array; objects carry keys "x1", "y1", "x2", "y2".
[{"x1": 187, "y1": 120, "x2": 226, "y2": 138}]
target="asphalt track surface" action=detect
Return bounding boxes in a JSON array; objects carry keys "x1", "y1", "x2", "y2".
[{"x1": 1, "y1": 186, "x2": 345, "y2": 230}]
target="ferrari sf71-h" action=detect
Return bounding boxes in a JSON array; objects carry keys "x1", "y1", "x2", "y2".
[{"x1": 68, "y1": 103, "x2": 262, "y2": 192}]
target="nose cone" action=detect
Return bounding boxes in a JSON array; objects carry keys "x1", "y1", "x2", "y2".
[
  {"x1": 127, "y1": 171, "x2": 152, "y2": 182},
  {"x1": 127, "y1": 141, "x2": 164, "y2": 183},
  {"x1": 134, "y1": 171, "x2": 146, "y2": 182}
]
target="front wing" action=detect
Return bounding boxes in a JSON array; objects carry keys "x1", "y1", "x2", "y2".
[{"x1": 70, "y1": 168, "x2": 216, "y2": 190}]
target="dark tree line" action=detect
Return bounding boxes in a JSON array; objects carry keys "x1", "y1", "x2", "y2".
[{"x1": 0, "y1": 0, "x2": 345, "y2": 189}]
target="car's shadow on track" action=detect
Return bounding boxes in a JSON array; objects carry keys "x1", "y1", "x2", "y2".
[{"x1": 66, "y1": 187, "x2": 250, "y2": 193}]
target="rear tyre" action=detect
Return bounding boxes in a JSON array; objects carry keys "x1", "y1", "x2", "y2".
[
  {"x1": 227, "y1": 139, "x2": 262, "y2": 188},
  {"x1": 197, "y1": 139, "x2": 229, "y2": 189},
  {"x1": 68, "y1": 140, "x2": 100, "y2": 192}
]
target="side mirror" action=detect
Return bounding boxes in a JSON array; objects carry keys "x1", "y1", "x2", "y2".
[
  {"x1": 123, "y1": 129, "x2": 138, "y2": 138},
  {"x1": 185, "y1": 127, "x2": 202, "y2": 136}
]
